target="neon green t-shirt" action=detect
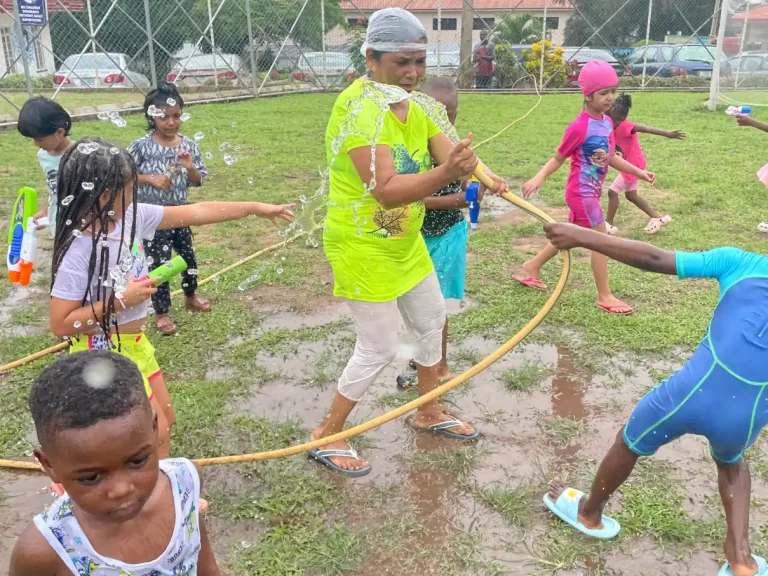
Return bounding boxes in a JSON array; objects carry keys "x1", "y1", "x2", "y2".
[{"x1": 323, "y1": 80, "x2": 439, "y2": 302}]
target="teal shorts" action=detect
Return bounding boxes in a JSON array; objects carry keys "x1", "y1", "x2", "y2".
[{"x1": 423, "y1": 220, "x2": 468, "y2": 301}]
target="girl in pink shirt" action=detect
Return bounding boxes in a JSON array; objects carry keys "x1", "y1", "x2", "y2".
[
  {"x1": 517, "y1": 61, "x2": 655, "y2": 315},
  {"x1": 606, "y1": 93, "x2": 685, "y2": 235}
]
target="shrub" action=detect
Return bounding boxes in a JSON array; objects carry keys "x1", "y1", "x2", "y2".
[
  {"x1": 493, "y1": 44, "x2": 533, "y2": 89},
  {"x1": 523, "y1": 41, "x2": 566, "y2": 88},
  {"x1": 0, "y1": 74, "x2": 53, "y2": 90}
]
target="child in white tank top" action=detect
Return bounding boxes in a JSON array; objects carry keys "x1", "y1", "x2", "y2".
[{"x1": 9, "y1": 351, "x2": 220, "y2": 575}]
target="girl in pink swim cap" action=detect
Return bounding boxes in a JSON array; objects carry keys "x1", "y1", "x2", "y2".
[{"x1": 515, "y1": 61, "x2": 656, "y2": 316}]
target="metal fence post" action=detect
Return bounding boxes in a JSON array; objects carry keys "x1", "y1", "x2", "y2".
[
  {"x1": 735, "y1": 4, "x2": 749, "y2": 89},
  {"x1": 641, "y1": 0, "x2": 653, "y2": 88},
  {"x1": 12, "y1": 0, "x2": 34, "y2": 97},
  {"x1": 539, "y1": 1, "x2": 548, "y2": 87},
  {"x1": 86, "y1": 0, "x2": 99, "y2": 88},
  {"x1": 245, "y1": 0, "x2": 258, "y2": 92},
  {"x1": 437, "y1": 0, "x2": 442, "y2": 75},
  {"x1": 708, "y1": 0, "x2": 729, "y2": 111},
  {"x1": 207, "y1": 0, "x2": 218, "y2": 87},
  {"x1": 321, "y1": 0, "x2": 327, "y2": 88},
  {"x1": 143, "y1": 0, "x2": 158, "y2": 88}
]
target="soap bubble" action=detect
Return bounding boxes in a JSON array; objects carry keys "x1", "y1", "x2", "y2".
[
  {"x1": 162, "y1": 245, "x2": 169, "y2": 252},
  {"x1": 96, "y1": 111, "x2": 110, "y2": 121},
  {"x1": 166, "y1": 97, "x2": 177, "y2": 106},
  {"x1": 77, "y1": 142, "x2": 99, "y2": 155},
  {"x1": 61, "y1": 195, "x2": 74, "y2": 206},
  {"x1": 212, "y1": 128, "x2": 218, "y2": 134},
  {"x1": 181, "y1": 112, "x2": 191, "y2": 122},
  {"x1": 187, "y1": 268, "x2": 198, "y2": 275},
  {"x1": 205, "y1": 152, "x2": 213, "y2": 160},
  {"x1": 109, "y1": 146, "x2": 120, "y2": 155},
  {"x1": 146, "y1": 257, "x2": 154, "y2": 266},
  {"x1": 223, "y1": 154, "x2": 235, "y2": 166},
  {"x1": 87, "y1": 319, "x2": 94, "y2": 326},
  {"x1": 82, "y1": 357, "x2": 116, "y2": 389},
  {"x1": 231, "y1": 122, "x2": 237, "y2": 127},
  {"x1": 147, "y1": 105, "x2": 165, "y2": 118},
  {"x1": 72, "y1": 230, "x2": 83, "y2": 238},
  {"x1": 276, "y1": 267, "x2": 284, "y2": 274},
  {"x1": 108, "y1": 110, "x2": 120, "y2": 120},
  {"x1": 82, "y1": 182, "x2": 94, "y2": 191},
  {"x1": 108, "y1": 210, "x2": 115, "y2": 216},
  {"x1": 234, "y1": 145, "x2": 241, "y2": 151},
  {"x1": 241, "y1": 541, "x2": 252, "y2": 549},
  {"x1": 219, "y1": 143, "x2": 230, "y2": 152},
  {"x1": 194, "y1": 132, "x2": 205, "y2": 141},
  {"x1": 212, "y1": 275, "x2": 221, "y2": 283},
  {"x1": 112, "y1": 118, "x2": 127, "y2": 128},
  {"x1": 73, "y1": 321, "x2": 82, "y2": 328},
  {"x1": 65, "y1": 219, "x2": 72, "y2": 225},
  {"x1": 248, "y1": 177, "x2": 254, "y2": 185}
]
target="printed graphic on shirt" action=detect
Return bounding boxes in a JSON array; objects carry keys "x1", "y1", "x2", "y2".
[{"x1": 581, "y1": 135, "x2": 610, "y2": 181}]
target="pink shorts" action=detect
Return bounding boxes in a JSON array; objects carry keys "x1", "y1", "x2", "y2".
[
  {"x1": 609, "y1": 173, "x2": 639, "y2": 194},
  {"x1": 566, "y1": 193, "x2": 604, "y2": 229}
]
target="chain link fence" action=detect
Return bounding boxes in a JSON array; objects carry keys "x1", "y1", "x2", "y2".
[{"x1": 0, "y1": 0, "x2": 763, "y2": 124}]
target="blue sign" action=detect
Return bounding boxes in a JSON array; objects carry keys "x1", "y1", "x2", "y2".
[{"x1": 17, "y1": 0, "x2": 48, "y2": 27}]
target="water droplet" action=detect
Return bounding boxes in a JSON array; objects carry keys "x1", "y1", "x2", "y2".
[
  {"x1": 231, "y1": 122, "x2": 237, "y2": 128},
  {"x1": 188, "y1": 268, "x2": 198, "y2": 275},
  {"x1": 247, "y1": 177, "x2": 254, "y2": 185},
  {"x1": 72, "y1": 230, "x2": 83, "y2": 238},
  {"x1": 87, "y1": 319, "x2": 94, "y2": 325},
  {"x1": 82, "y1": 182, "x2": 94, "y2": 191},
  {"x1": 147, "y1": 104, "x2": 165, "y2": 118},
  {"x1": 73, "y1": 321, "x2": 82, "y2": 328},
  {"x1": 205, "y1": 152, "x2": 213, "y2": 160},
  {"x1": 194, "y1": 132, "x2": 205, "y2": 141},
  {"x1": 181, "y1": 112, "x2": 191, "y2": 122},
  {"x1": 82, "y1": 357, "x2": 115, "y2": 389},
  {"x1": 166, "y1": 97, "x2": 177, "y2": 106},
  {"x1": 276, "y1": 267, "x2": 284, "y2": 274}
]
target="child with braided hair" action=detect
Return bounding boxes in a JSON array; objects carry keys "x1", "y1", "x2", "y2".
[{"x1": 49, "y1": 137, "x2": 294, "y2": 462}]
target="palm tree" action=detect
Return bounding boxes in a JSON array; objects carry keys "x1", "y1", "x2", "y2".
[{"x1": 492, "y1": 13, "x2": 541, "y2": 46}]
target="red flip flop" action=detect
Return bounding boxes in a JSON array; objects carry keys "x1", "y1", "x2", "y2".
[
  {"x1": 595, "y1": 301, "x2": 633, "y2": 315},
  {"x1": 512, "y1": 274, "x2": 548, "y2": 292}
]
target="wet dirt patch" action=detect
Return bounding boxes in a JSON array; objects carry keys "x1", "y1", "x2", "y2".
[{"x1": 0, "y1": 471, "x2": 55, "y2": 568}]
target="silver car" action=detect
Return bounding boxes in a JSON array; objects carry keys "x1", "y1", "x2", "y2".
[
  {"x1": 167, "y1": 53, "x2": 250, "y2": 87},
  {"x1": 54, "y1": 53, "x2": 150, "y2": 89},
  {"x1": 297, "y1": 52, "x2": 353, "y2": 87}
]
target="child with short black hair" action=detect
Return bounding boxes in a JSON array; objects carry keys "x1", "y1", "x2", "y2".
[
  {"x1": 17, "y1": 96, "x2": 73, "y2": 235},
  {"x1": 128, "y1": 83, "x2": 207, "y2": 336},
  {"x1": 606, "y1": 93, "x2": 685, "y2": 235},
  {"x1": 9, "y1": 350, "x2": 220, "y2": 575}
]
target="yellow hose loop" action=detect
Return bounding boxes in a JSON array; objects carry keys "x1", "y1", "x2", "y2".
[
  {"x1": 0, "y1": 180, "x2": 571, "y2": 471},
  {"x1": 0, "y1": 231, "x2": 312, "y2": 375}
]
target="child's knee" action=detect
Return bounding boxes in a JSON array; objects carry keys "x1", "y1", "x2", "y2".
[
  {"x1": 608, "y1": 190, "x2": 620, "y2": 199},
  {"x1": 625, "y1": 190, "x2": 639, "y2": 202}
]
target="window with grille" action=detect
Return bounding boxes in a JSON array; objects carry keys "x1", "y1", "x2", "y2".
[
  {"x1": 433, "y1": 18, "x2": 457, "y2": 31},
  {"x1": 1, "y1": 27, "x2": 15, "y2": 74},
  {"x1": 473, "y1": 18, "x2": 494, "y2": 30}
]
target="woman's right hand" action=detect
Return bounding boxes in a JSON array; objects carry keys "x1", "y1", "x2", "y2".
[
  {"x1": 737, "y1": 114, "x2": 756, "y2": 128},
  {"x1": 119, "y1": 277, "x2": 161, "y2": 308},
  {"x1": 32, "y1": 208, "x2": 49, "y2": 230},
  {"x1": 148, "y1": 174, "x2": 172, "y2": 191},
  {"x1": 446, "y1": 135, "x2": 478, "y2": 181}
]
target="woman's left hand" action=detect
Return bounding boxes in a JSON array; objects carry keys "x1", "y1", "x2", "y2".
[
  {"x1": 177, "y1": 150, "x2": 194, "y2": 170},
  {"x1": 252, "y1": 203, "x2": 296, "y2": 226}
]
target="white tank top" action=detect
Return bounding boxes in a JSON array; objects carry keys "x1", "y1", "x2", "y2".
[{"x1": 34, "y1": 458, "x2": 201, "y2": 575}]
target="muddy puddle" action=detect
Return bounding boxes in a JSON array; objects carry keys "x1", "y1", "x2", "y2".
[{"x1": 0, "y1": 293, "x2": 749, "y2": 575}]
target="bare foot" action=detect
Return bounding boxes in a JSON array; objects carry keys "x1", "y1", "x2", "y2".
[
  {"x1": 547, "y1": 478, "x2": 603, "y2": 530},
  {"x1": 724, "y1": 536, "x2": 759, "y2": 576},
  {"x1": 595, "y1": 295, "x2": 633, "y2": 315},
  {"x1": 309, "y1": 430, "x2": 369, "y2": 471},
  {"x1": 413, "y1": 407, "x2": 474, "y2": 436}
]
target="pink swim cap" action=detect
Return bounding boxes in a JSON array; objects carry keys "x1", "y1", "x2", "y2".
[{"x1": 578, "y1": 60, "x2": 618, "y2": 97}]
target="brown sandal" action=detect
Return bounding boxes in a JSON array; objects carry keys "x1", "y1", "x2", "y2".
[
  {"x1": 156, "y1": 314, "x2": 177, "y2": 335},
  {"x1": 185, "y1": 295, "x2": 211, "y2": 312}
]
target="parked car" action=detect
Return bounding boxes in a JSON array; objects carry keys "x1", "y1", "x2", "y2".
[
  {"x1": 624, "y1": 43, "x2": 724, "y2": 78},
  {"x1": 53, "y1": 53, "x2": 150, "y2": 89},
  {"x1": 167, "y1": 54, "x2": 249, "y2": 87},
  {"x1": 725, "y1": 52, "x2": 768, "y2": 77},
  {"x1": 426, "y1": 44, "x2": 461, "y2": 77},
  {"x1": 562, "y1": 47, "x2": 624, "y2": 86},
  {"x1": 296, "y1": 52, "x2": 353, "y2": 87}
]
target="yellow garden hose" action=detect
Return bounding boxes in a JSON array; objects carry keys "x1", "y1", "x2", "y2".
[{"x1": 0, "y1": 171, "x2": 571, "y2": 471}]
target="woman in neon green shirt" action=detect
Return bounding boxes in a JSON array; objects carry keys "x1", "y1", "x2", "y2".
[{"x1": 309, "y1": 7, "x2": 507, "y2": 476}]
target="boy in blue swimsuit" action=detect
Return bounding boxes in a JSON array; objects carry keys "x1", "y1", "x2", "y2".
[{"x1": 541, "y1": 222, "x2": 768, "y2": 576}]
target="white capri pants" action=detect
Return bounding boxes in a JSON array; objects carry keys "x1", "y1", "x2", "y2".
[{"x1": 338, "y1": 272, "x2": 446, "y2": 402}]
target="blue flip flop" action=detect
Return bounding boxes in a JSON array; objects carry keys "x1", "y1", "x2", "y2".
[
  {"x1": 719, "y1": 555, "x2": 768, "y2": 576},
  {"x1": 542, "y1": 488, "x2": 621, "y2": 539},
  {"x1": 307, "y1": 447, "x2": 371, "y2": 477},
  {"x1": 407, "y1": 415, "x2": 481, "y2": 441}
]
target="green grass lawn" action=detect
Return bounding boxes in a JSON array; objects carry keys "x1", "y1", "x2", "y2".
[
  {"x1": 2, "y1": 91, "x2": 768, "y2": 574},
  {"x1": 0, "y1": 91, "x2": 145, "y2": 116}
]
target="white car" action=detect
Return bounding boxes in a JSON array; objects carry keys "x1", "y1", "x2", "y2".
[
  {"x1": 296, "y1": 52, "x2": 353, "y2": 87},
  {"x1": 54, "y1": 53, "x2": 150, "y2": 89},
  {"x1": 167, "y1": 54, "x2": 250, "y2": 87}
]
